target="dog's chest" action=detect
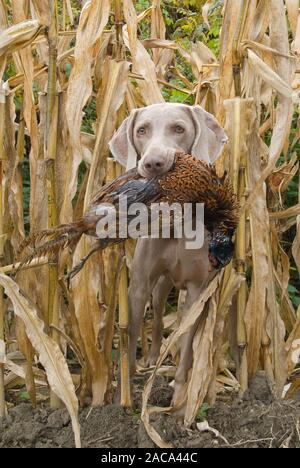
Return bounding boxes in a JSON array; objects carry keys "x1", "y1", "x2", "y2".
[{"x1": 163, "y1": 234, "x2": 212, "y2": 290}]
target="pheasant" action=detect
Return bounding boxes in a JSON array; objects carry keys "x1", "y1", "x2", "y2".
[{"x1": 18, "y1": 153, "x2": 238, "y2": 278}]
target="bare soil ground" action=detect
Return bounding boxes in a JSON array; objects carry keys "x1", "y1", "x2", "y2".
[{"x1": 1, "y1": 372, "x2": 300, "y2": 448}]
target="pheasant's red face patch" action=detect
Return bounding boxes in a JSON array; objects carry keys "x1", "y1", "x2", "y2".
[{"x1": 208, "y1": 251, "x2": 220, "y2": 270}]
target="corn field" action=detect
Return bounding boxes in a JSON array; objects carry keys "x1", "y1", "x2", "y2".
[{"x1": 0, "y1": 0, "x2": 299, "y2": 449}]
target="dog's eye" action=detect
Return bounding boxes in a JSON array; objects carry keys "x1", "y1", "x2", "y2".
[
  {"x1": 175, "y1": 125, "x2": 185, "y2": 134},
  {"x1": 137, "y1": 127, "x2": 146, "y2": 135}
]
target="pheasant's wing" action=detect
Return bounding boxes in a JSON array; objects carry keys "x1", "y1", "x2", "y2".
[
  {"x1": 89, "y1": 168, "x2": 139, "y2": 206},
  {"x1": 84, "y1": 175, "x2": 162, "y2": 240},
  {"x1": 108, "y1": 178, "x2": 162, "y2": 236},
  {"x1": 89, "y1": 169, "x2": 160, "y2": 207},
  {"x1": 109, "y1": 178, "x2": 160, "y2": 205}
]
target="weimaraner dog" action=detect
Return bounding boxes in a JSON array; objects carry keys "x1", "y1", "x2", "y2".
[{"x1": 109, "y1": 103, "x2": 227, "y2": 407}]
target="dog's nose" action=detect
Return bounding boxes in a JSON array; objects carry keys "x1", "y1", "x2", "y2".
[
  {"x1": 145, "y1": 161, "x2": 163, "y2": 170},
  {"x1": 143, "y1": 156, "x2": 165, "y2": 175}
]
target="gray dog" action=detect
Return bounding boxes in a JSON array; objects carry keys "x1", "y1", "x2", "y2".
[{"x1": 109, "y1": 103, "x2": 227, "y2": 407}]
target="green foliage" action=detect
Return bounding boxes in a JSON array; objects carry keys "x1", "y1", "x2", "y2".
[
  {"x1": 3, "y1": 60, "x2": 16, "y2": 81},
  {"x1": 58, "y1": 0, "x2": 82, "y2": 26},
  {"x1": 288, "y1": 283, "x2": 300, "y2": 308},
  {"x1": 135, "y1": 0, "x2": 151, "y2": 12},
  {"x1": 20, "y1": 391, "x2": 30, "y2": 401},
  {"x1": 131, "y1": 409, "x2": 141, "y2": 421},
  {"x1": 82, "y1": 98, "x2": 97, "y2": 134},
  {"x1": 134, "y1": 0, "x2": 223, "y2": 104},
  {"x1": 161, "y1": 0, "x2": 222, "y2": 56},
  {"x1": 196, "y1": 402, "x2": 211, "y2": 421},
  {"x1": 162, "y1": 86, "x2": 194, "y2": 105}
]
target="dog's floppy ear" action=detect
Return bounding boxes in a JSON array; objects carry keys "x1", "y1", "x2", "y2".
[
  {"x1": 109, "y1": 109, "x2": 139, "y2": 170},
  {"x1": 189, "y1": 106, "x2": 228, "y2": 163}
]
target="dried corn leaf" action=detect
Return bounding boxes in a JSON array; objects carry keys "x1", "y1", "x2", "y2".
[
  {"x1": 185, "y1": 271, "x2": 243, "y2": 426},
  {"x1": 85, "y1": 59, "x2": 130, "y2": 205},
  {"x1": 202, "y1": 0, "x2": 213, "y2": 29},
  {"x1": 293, "y1": 12, "x2": 300, "y2": 55},
  {"x1": 218, "y1": 0, "x2": 243, "y2": 121},
  {"x1": 0, "y1": 1, "x2": 7, "y2": 33},
  {"x1": 64, "y1": 0, "x2": 110, "y2": 220},
  {"x1": 30, "y1": 0, "x2": 51, "y2": 26},
  {"x1": 245, "y1": 179, "x2": 269, "y2": 377},
  {"x1": 71, "y1": 59, "x2": 129, "y2": 405},
  {"x1": 285, "y1": 0, "x2": 299, "y2": 38},
  {"x1": 0, "y1": 1, "x2": 7, "y2": 78},
  {"x1": 265, "y1": 252, "x2": 287, "y2": 396},
  {"x1": 292, "y1": 177, "x2": 300, "y2": 273},
  {"x1": 4, "y1": 358, "x2": 46, "y2": 386},
  {"x1": 142, "y1": 38, "x2": 177, "y2": 50},
  {"x1": 0, "y1": 20, "x2": 43, "y2": 57},
  {"x1": 183, "y1": 304, "x2": 213, "y2": 408},
  {"x1": 123, "y1": 0, "x2": 137, "y2": 58},
  {"x1": 24, "y1": 93, "x2": 49, "y2": 320},
  {"x1": 0, "y1": 274, "x2": 80, "y2": 448},
  {"x1": 151, "y1": 0, "x2": 166, "y2": 65},
  {"x1": 123, "y1": 0, "x2": 163, "y2": 104},
  {"x1": 70, "y1": 242, "x2": 106, "y2": 405},
  {"x1": 270, "y1": 204, "x2": 300, "y2": 220},
  {"x1": 243, "y1": 40, "x2": 293, "y2": 60},
  {"x1": 3, "y1": 90, "x2": 24, "y2": 250},
  {"x1": 245, "y1": 106, "x2": 293, "y2": 213},
  {"x1": 231, "y1": 97, "x2": 264, "y2": 381},
  {"x1": 292, "y1": 219, "x2": 300, "y2": 270},
  {"x1": 247, "y1": 49, "x2": 295, "y2": 99},
  {"x1": 30, "y1": 0, "x2": 50, "y2": 65},
  {"x1": 285, "y1": 307, "x2": 300, "y2": 375}
]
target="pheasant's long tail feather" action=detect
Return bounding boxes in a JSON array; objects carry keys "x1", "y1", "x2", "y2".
[{"x1": 17, "y1": 220, "x2": 86, "y2": 268}]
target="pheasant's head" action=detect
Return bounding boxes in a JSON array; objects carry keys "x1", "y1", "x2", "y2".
[{"x1": 208, "y1": 231, "x2": 234, "y2": 269}]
